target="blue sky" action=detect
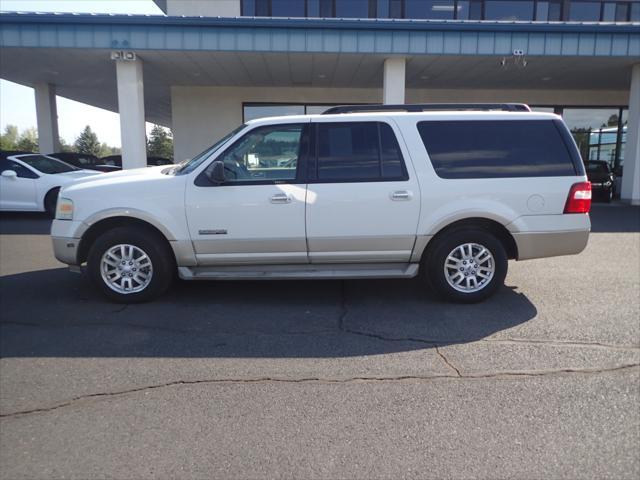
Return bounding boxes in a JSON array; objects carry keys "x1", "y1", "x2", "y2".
[{"x1": 0, "y1": 1, "x2": 164, "y2": 147}]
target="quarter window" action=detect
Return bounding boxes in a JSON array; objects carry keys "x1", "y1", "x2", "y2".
[
  {"x1": 417, "y1": 120, "x2": 577, "y2": 179},
  {"x1": 316, "y1": 122, "x2": 408, "y2": 182}
]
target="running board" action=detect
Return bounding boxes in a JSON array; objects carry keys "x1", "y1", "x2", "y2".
[{"x1": 178, "y1": 263, "x2": 420, "y2": 281}]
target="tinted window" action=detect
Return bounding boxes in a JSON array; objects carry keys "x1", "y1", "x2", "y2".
[
  {"x1": 485, "y1": 1, "x2": 534, "y2": 20},
  {"x1": 255, "y1": 0, "x2": 269, "y2": 16},
  {"x1": 569, "y1": 1, "x2": 601, "y2": 20},
  {"x1": 317, "y1": 122, "x2": 407, "y2": 181},
  {"x1": 335, "y1": 0, "x2": 371, "y2": 17},
  {"x1": 586, "y1": 162, "x2": 609, "y2": 174},
  {"x1": 405, "y1": 0, "x2": 455, "y2": 19},
  {"x1": 615, "y1": 2, "x2": 629, "y2": 21},
  {"x1": 632, "y1": 2, "x2": 640, "y2": 21},
  {"x1": 271, "y1": 0, "x2": 305, "y2": 16},
  {"x1": 535, "y1": 0, "x2": 562, "y2": 20},
  {"x1": 417, "y1": 120, "x2": 577, "y2": 179},
  {"x1": 320, "y1": 0, "x2": 333, "y2": 16},
  {"x1": 17, "y1": 155, "x2": 77, "y2": 174}
]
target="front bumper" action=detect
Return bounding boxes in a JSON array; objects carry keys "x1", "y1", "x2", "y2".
[
  {"x1": 52, "y1": 236, "x2": 80, "y2": 265},
  {"x1": 51, "y1": 220, "x2": 85, "y2": 266}
]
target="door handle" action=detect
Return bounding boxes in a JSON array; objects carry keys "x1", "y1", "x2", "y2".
[
  {"x1": 391, "y1": 190, "x2": 412, "y2": 201},
  {"x1": 270, "y1": 193, "x2": 292, "y2": 204}
]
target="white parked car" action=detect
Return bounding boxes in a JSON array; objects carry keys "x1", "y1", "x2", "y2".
[
  {"x1": 0, "y1": 154, "x2": 101, "y2": 215},
  {"x1": 51, "y1": 104, "x2": 591, "y2": 303}
]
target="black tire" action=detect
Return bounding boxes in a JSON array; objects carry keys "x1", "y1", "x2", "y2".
[
  {"x1": 604, "y1": 188, "x2": 613, "y2": 203},
  {"x1": 87, "y1": 226, "x2": 174, "y2": 303},
  {"x1": 423, "y1": 228, "x2": 508, "y2": 303},
  {"x1": 44, "y1": 188, "x2": 60, "y2": 217}
]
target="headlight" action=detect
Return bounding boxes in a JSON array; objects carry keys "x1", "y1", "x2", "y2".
[{"x1": 55, "y1": 198, "x2": 74, "y2": 220}]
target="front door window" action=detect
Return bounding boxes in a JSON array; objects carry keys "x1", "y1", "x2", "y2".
[{"x1": 209, "y1": 124, "x2": 304, "y2": 183}]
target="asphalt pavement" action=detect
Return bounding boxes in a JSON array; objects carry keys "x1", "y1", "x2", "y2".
[{"x1": 0, "y1": 204, "x2": 638, "y2": 479}]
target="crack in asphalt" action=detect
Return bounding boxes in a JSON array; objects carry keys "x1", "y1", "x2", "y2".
[
  {"x1": 435, "y1": 346, "x2": 462, "y2": 377},
  {"x1": 2, "y1": 364, "x2": 637, "y2": 420}
]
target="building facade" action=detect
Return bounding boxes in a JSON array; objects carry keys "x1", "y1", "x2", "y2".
[{"x1": 0, "y1": 0, "x2": 638, "y2": 203}]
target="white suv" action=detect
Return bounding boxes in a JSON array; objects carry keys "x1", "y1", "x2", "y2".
[{"x1": 51, "y1": 104, "x2": 591, "y2": 303}]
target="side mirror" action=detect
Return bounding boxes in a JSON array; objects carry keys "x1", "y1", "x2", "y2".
[
  {"x1": 1, "y1": 170, "x2": 17, "y2": 179},
  {"x1": 208, "y1": 161, "x2": 226, "y2": 184}
]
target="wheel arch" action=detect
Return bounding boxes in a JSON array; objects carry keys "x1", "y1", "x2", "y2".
[
  {"x1": 78, "y1": 215, "x2": 176, "y2": 265},
  {"x1": 421, "y1": 217, "x2": 518, "y2": 262},
  {"x1": 43, "y1": 186, "x2": 61, "y2": 211}
]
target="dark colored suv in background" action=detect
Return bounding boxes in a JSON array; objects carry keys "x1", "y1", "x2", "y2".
[{"x1": 585, "y1": 160, "x2": 616, "y2": 202}]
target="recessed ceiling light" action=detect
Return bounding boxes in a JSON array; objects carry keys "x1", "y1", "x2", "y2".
[
  {"x1": 542, "y1": 76, "x2": 552, "y2": 81},
  {"x1": 318, "y1": 74, "x2": 326, "y2": 79},
  {"x1": 420, "y1": 75, "x2": 429, "y2": 80}
]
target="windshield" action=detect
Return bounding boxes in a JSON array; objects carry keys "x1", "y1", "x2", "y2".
[
  {"x1": 176, "y1": 124, "x2": 246, "y2": 175},
  {"x1": 18, "y1": 155, "x2": 78, "y2": 174}
]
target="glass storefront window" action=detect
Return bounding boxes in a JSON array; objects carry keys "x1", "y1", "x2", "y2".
[
  {"x1": 562, "y1": 108, "x2": 621, "y2": 166},
  {"x1": 305, "y1": 105, "x2": 335, "y2": 114},
  {"x1": 618, "y1": 109, "x2": 629, "y2": 169},
  {"x1": 243, "y1": 0, "x2": 640, "y2": 20},
  {"x1": 244, "y1": 105, "x2": 305, "y2": 121},
  {"x1": 569, "y1": 1, "x2": 602, "y2": 21},
  {"x1": 405, "y1": 0, "x2": 456, "y2": 19},
  {"x1": 484, "y1": 1, "x2": 535, "y2": 20}
]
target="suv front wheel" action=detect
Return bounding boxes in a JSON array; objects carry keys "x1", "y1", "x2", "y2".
[
  {"x1": 424, "y1": 228, "x2": 508, "y2": 303},
  {"x1": 87, "y1": 226, "x2": 174, "y2": 303}
]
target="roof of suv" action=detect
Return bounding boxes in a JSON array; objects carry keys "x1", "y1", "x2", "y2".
[{"x1": 245, "y1": 110, "x2": 561, "y2": 127}]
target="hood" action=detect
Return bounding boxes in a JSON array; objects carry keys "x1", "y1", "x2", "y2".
[
  {"x1": 57, "y1": 169, "x2": 103, "y2": 179},
  {"x1": 62, "y1": 165, "x2": 171, "y2": 191}
]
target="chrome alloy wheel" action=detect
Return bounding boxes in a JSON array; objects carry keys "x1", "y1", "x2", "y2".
[
  {"x1": 444, "y1": 243, "x2": 495, "y2": 293},
  {"x1": 100, "y1": 244, "x2": 153, "y2": 294}
]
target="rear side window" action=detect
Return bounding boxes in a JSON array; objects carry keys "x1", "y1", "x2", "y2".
[
  {"x1": 316, "y1": 122, "x2": 408, "y2": 182},
  {"x1": 417, "y1": 120, "x2": 577, "y2": 179}
]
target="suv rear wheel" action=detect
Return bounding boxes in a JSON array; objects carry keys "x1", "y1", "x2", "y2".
[
  {"x1": 424, "y1": 228, "x2": 508, "y2": 303},
  {"x1": 87, "y1": 226, "x2": 174, "y2": 303}
]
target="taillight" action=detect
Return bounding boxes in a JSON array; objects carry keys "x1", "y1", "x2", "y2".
[{"x1": 564, "y1": 182, "x2": 592, "y2": 214}]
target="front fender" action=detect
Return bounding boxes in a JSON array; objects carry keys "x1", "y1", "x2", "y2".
[{"x1": 79, "y1": 207, "x2": 179, "y2": 241}]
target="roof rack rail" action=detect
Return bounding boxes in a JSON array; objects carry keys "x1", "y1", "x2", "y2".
[{"x1": 322, "y1": 103, "x2": 531, "y2": 114}]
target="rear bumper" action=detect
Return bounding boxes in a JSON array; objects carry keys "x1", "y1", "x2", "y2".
[
  {"x1": 508, "y1": 214, "x2": 590, "y2": 260},
  {"x1": 512, "y1": 230, "x2": 589, "y2": 260}
]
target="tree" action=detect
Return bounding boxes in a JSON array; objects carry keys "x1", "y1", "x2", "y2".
[
  {"x1": 15, "y1": 127, "x2": 38, "y2": 152},
  {"x1": 74, "y1": 125, "x2": 101, "y2": 156},
  {"x1": 98, "y1": 142, "x2": 121, "y2": 158},
  {"x1": 147, "y1": 125, "x2": 173, "y2": 160},
  {"x1": 58, "y1": 137, "x2": 74, "y2": 153},
  {"x1": 0, "y1": 124, "x2": 19, "y2": 150}
]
